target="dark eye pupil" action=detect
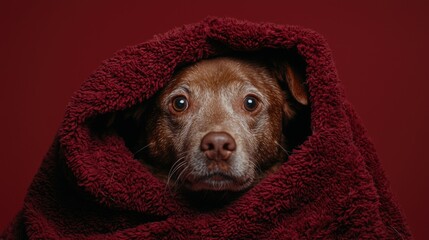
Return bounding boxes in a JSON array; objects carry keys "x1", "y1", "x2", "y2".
[
  {"x1": 173, "y1": 96, "x2": 188, "y2": 111},
  {"x1": 244, "y1": 96, "x2": 258, "y2": 111}
]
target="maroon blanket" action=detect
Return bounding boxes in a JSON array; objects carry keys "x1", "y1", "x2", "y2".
[{"x1": 2, "y1": 17, "x2": 411, "y2": 239}]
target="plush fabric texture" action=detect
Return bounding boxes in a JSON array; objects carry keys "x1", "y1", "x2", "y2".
[{"x1": 2, "y1": 17, "x2": 411, "y2": 239}]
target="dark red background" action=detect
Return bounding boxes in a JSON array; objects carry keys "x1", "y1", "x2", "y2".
[{"x1": 1, "y1": 1, "x2": 428, "y2": 238}]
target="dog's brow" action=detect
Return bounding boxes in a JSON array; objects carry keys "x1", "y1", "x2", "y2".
[
  {"x1": 241, "y1": 84, "x2": 266, "y2": 102},
  {"x1": 244, "y1": 85, "x2": 261, "y2": 95},
  {"x1": 171, "y1": 85, "x2": 190, "y2": 95},
  {"x1": 161, "y1": 84, "x2": 191, "y2": 106}
]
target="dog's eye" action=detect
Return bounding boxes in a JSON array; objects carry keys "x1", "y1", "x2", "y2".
[
  {"x1": 244, "y1": 95, "x2": 259, "y2": 112},
  {"x1": 171, "y1": 96, "x2": 189, "y2": 112}
]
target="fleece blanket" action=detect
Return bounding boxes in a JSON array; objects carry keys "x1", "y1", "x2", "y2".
[{"x1": 2, "y1": 17, "x2": 410, "y2": 239}]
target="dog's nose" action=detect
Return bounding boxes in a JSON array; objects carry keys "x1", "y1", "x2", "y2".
[{"x1": 201, "y1": 132, "x2": 236, "y2": 161}]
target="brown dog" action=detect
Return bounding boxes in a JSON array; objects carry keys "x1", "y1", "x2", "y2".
[{"x1": 99, "y1": 52, "x2": 310, "y2": 194}]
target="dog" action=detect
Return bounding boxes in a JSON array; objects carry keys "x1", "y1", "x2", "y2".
[{"x1": 97, "y1": 51, "x2": 310, "y2": 196}]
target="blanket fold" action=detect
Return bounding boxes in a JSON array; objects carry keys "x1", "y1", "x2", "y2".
[{"x1": 2, "y1": 17, "x2": 411, "y2": 239}]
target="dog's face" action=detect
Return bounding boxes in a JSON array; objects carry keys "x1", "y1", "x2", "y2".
[{"x1": 135, "y1": 56, "x2": 309, "y2": 192}]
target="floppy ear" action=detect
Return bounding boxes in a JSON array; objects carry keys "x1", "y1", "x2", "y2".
[
  {"x1": 270, "y1": 53, "x2": 309, "y2": 119},
  {"x1": 268, "y1": 50, "x2": 308, "y2": 105},
  {"x1": 284, "y1": 62, "x2": 308, "y2": 106},
  {"x1": 273, "y1": 54, "x2": 312, "y2": 149}
]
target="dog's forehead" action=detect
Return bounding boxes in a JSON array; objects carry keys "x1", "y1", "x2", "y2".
[{"x1": 173, "y1": 57, "x2": 266, "y2": 91}]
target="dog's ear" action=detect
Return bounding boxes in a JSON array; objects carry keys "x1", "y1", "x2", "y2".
[
  {"x1": 283, "y1": 61, "x2": 308, "y2": 106},
  {"x1": 271, "y1": 53, "x2": 312, "y2": 149},
  {"x1": 269, "y1": 52, "x2": 308, "y2": 118}
]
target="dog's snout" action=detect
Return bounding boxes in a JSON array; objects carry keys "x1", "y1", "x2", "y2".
[{"x1": 201, "y1": 132, "x2": 236, "y2": 161}]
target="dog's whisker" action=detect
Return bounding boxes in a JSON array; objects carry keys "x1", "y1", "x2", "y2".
[
  {"x1": 172, "y1": 165, "x2": 190, "y2": 190},
  {"x1": 164, "y1": 156, "x2": 192, "y2": 195},
  {"x1": 176, "y1": 170, "x2": 193, "y2": 190},
  {"x1": 166, "y1": 160, "x2": 187, "y2": 187},
  {"x1": 133, "y1": 143, "x2": 153, "y2": 156},
  {"x1": 250, "y1": 160, "x2": 263, "y2": 175},
  {"x1": 175, "y1": 165, "x2": 189, "y2": 184},
  {"x1": 168, "y1": 157, "x2": 186, "y2": 176},
  {"x1": 177, "y1": 150, "x2": 192, "y2": 158},
  {"x1": 152, "y1": 151, "x2": 192, "y2": 194},
  {"x1": 274, "y1": 141, "x2": 291, "y2": 156}
]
